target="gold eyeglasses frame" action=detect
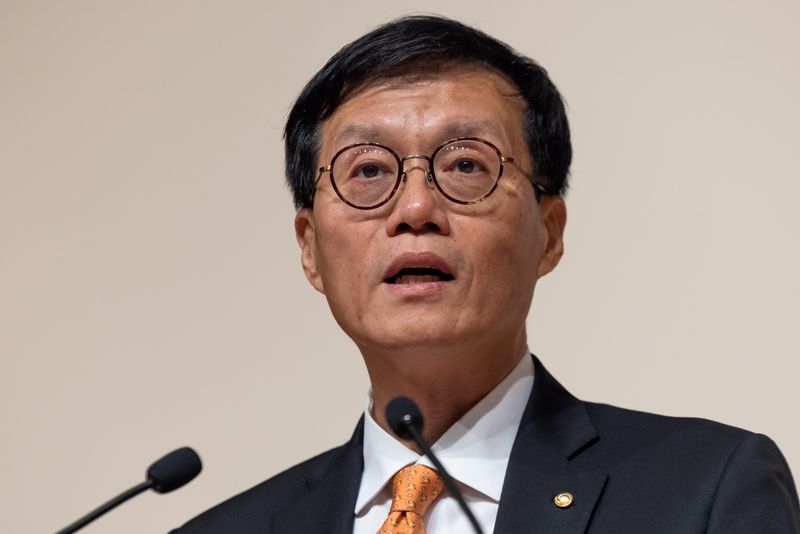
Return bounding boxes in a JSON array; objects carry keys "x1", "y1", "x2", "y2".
[{"x1": 315, "y1": 136, "x2": 549, "y2": 210}]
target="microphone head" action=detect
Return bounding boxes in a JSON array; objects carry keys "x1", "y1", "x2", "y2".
[
  {"x1": 385, "y1": 396, "x2": 424, "y2": 440},
  {"x1": 146, "y1": 447, "x2": 202, "y2": 494}
]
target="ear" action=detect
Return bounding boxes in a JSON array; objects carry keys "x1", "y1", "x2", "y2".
[
  {"x1": 294, "y1": 208, "x2": 325, "y2": 294},
  {"x1": 536, "y1": 196, "x2": 567, "y2": 278}
]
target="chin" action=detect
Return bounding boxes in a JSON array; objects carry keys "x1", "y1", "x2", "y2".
[{"x1": 355, "y1": 323, "x2": 470, "y2": 354}]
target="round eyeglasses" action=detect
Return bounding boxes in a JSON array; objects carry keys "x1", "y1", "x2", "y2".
[{"x1": 315, "y1": 137, "x2": 548, "y2": 210}]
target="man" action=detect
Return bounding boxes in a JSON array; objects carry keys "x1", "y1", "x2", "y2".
[{"x1": 173, "y1": 15, "x2": 800, "y2": 533}]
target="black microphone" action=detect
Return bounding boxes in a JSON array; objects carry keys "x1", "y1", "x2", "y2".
[
  {"x1": 56, "y1": 446, "x2": 202, "y2": 534},
  {"x1": 385, "y1": 397, "x2": 484, "y2": 534}
]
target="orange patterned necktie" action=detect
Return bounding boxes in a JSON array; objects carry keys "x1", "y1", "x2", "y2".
[{"x1": 376, "y1": 465, "x2": 445, "y2": 534}]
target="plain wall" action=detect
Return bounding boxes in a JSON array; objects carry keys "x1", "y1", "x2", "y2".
[{"x1": 1, "y1": 1, "x2": 798, "y2": 532}]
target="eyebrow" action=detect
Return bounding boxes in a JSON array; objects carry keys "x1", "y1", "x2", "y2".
[
  {"x1": 333, "y1": 124, "x2": 382, "y2": 145},
  {"x1": 447, "y1": 120, "x2": 506, "y2": 140},
  {"x1": 332, "y1": 120, "x2": 508, "y2": 147}
]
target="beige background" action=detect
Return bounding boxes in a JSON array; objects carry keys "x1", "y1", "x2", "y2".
[{"x1": 2, "y1": 1, "x2": 798, "y2": 532}]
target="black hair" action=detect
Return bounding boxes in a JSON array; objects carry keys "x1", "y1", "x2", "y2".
[{"x1": 284, "y1": 15, "x2": 571, "y2": 209}]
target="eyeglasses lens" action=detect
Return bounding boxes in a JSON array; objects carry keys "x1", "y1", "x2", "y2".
[
  {"x1": 332, "y1": 145, "x2": 399, "y2": 208},
  {"x1": 433, "y1": 139, "x2": 500, "y2": 203}
]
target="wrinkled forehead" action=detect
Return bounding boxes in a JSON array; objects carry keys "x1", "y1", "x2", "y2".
[{"x1": 320, "y1": 64, "x2": 528, "y2": 154}]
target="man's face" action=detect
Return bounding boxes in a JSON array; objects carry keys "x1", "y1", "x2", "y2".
[{"x1": 295, "y1": 66, "x2": 565, "y2": 356}]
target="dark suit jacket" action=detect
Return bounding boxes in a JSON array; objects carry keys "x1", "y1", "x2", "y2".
[{"x1": 173, "y1": 356, "x2": 800, "y2": 533}]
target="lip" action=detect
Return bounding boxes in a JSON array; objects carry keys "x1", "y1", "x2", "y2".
[
  {"x1": 380, "y1": 251, "x2": 455, "y2": 298},
  {"x1": 381, "y1": 251, "x2": 455, "y2": 283}
]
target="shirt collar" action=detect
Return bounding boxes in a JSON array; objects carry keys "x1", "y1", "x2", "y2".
[{"x1": 355, "y1": 350, "x2": 534, "y2": 514}]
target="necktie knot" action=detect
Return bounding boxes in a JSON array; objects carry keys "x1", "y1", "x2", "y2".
[{"x1": 377, "y1": 465, "x2": 444, "y2": 533}]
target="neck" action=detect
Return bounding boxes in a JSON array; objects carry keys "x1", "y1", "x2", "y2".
[{"x1": 362, "y1": 328, "x2": 527, "y2": 452}]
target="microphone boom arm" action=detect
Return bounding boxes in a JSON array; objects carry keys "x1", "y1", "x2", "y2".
[
  {"x1": 56, "y1": 480, "x2": 153, "y2": 534},
  {"x1": 402, "y1": 419, "x2": 485, "y2": 534}
]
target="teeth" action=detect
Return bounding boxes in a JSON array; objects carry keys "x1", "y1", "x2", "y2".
[{"x1": 396, "y1": 274, "x2": 439, "y2": 284}]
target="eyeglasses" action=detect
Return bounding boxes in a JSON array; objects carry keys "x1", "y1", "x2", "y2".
[{"x1": 315, "y1": 137, "x2": 548, "y2": 210}]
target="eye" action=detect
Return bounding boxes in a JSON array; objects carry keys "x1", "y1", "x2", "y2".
[
  {"x1": 336, "y1": 146, "x2": 396, "y2": 181},
  {"x1": 357, "y1": 163, "x2": 383, "y2": 178},
  {"x1": 435, "y1": 141, "x2": 495, "y2": 178},
  {"x1": 456, "y1": 159, "x2": 479, "y2": 174}
]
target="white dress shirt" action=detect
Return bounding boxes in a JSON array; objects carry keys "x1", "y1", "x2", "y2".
[{"x1": 353, "y1": 351, "x2": 534, "y2": 534}]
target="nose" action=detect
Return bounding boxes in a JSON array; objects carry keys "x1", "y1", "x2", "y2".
[{"x1": 385, "y1": 157, "x2": 451, "y2": 237}]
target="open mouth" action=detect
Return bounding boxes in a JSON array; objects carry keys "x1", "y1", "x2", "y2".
[{"x1": 384, "y1": 267, "x2": 455, "y2": 285}]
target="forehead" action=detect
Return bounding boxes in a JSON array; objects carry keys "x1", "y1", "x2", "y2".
[{"x1": 320, "y1": 66, "x2": 527, "y2": 153}]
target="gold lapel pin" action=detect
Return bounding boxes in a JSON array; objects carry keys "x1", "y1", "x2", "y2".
[{"x1": 554, "y1": 492, "x2": 574, "y2": 508}]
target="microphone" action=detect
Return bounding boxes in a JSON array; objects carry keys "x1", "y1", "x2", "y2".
[
  {"x1": 385, "y1": 397, "x2": 484, "y2": 534},
  {"x1": 56, "y1": 446, "x2": 202, "y2": 534}
]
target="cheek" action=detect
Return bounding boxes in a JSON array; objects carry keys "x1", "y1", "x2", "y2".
[
  {"x1": 469, "y1": 210, "x2": 540, "y2": 296},
  {"x1": 316, "y1": 235, "x2": 357, "y2": 292},
  {"x1": 314, "y1": 216, "x2": 379, "y2": 301},
  {"x1": 313, "y1": 234, "x2": 364, "y2": 330}
]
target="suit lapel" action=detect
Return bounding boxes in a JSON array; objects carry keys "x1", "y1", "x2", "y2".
[
  {"x1": 269, "y1": 418, "x2": 364, "y2": 534},
  {"x1": 494, "y1": 357, "x2": 608, "y2": 534},
  {"x1": 269, "y1": 358, "x2": 607, "y2": 534}
]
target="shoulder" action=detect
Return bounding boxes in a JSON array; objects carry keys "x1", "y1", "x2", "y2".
[
  {"x1": 579, "y1": 400, "x2": 783, "y2": 473},
  {"x1": 578, "y1": 402, "x2": 800, "y2": 531},
  {"x1": 170, "y1": 442, "x2": 352, "y2": 534},
  {"x1": 585, "y1": 401, "x2": 756, "y2": 456}
]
